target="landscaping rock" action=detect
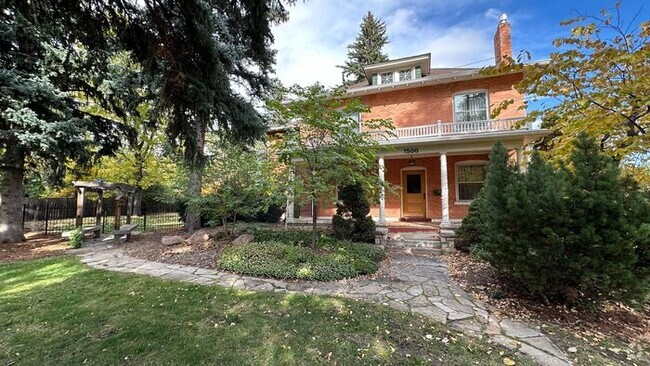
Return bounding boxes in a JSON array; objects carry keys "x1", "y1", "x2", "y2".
[
  {"x1": 188, "y1": 229, "x2": 212, "y2": 246},
  {"x1": 232, "y1": 233, "x2": 254, "y2": 245},
  {"x1": 162, "y1": 235, "x2": 184, "y2": 246}
]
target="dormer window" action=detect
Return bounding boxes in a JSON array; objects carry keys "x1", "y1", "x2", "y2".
[
  {"x1": 399, "y1": 69, "x2": 412, "y2": 81},
  {"x1": 364, "y1": 53, "x2": 430, "y2": 86},
  {"x1": 380, "y1": 72, "x2": 394, "y2": 84}
]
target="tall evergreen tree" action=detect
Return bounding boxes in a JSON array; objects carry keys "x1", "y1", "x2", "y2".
[
  {"x1": 125, "y1": 0, "x2": 290, "y2": 231},
  {"x1": 339, "y1": 12, "x2": 389, "y2": 84},
  {"x1": 0, "y1": 0, "x2": 292, "y2": 241},
  {"x1": 0, "y1": 1, "x2": 136, "y2": 243}
]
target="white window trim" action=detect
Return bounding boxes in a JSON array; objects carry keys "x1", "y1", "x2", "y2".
[
  {"x1": 455, "y1": 160, "x2": 488, "y2": 203},
  {"x1": 377, "y1": 67, "x2": 416, "y2": 85},
  {"x1": 398, "y1": 68, "x2": 413, "y2": 82},
  {"x1": 380, "y1": 71, "x2": 394, "y2": 85},
  {"x1": 452, "y1": 90, "x2": 490, "y2": 123}
]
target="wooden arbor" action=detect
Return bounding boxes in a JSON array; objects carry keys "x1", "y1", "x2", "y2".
[{"x1": 72, "y1": 180, "x2": 136, "y2": 230}]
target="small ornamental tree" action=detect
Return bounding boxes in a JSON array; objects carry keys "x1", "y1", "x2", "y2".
[
  {"x1": 188, "y1": 140, "x2": 286, "y2": 237},
  {"x1": 267, "y1": 84, "x2": 394, "y2": 250},
  {"x1": 332, "y1": 183, "x2": 376, "y2": 243}
]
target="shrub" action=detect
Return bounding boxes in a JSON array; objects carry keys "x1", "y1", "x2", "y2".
[
  {"x1": 218, "y1": 232, "x2": 386, "y2": 281},
  {"x1": 331, "y1": 183, "x2": 376, "y2": 243},
  {"x1": 477, "y1": 136, "x2": 650, "y2": 305},
  {"x1": 68, "y1": 228, "x2": 84, "y2": 249},
  {"x1": 455, "y1": 191, "x2": 485, "y2": 252}
]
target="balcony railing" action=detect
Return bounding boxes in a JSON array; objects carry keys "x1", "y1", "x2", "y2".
[{"x1": 370, "y1": 117, "x2": 529, "y2": 142}]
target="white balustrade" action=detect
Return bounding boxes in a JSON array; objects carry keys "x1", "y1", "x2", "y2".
[{"x1": 372, "y1": 117, "x2": 525, "y2": 142}]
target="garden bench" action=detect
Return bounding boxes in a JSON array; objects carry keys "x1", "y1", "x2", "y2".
[
  {"x1": 113, "y1": 223, "x2": 138, "y2": 244},
  {"x1": 62, "y1": 225, "x2": 101, "y2": 239}
]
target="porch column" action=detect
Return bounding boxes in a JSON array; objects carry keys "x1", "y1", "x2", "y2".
[
  {"x1": 378, "y1": 156, "x2": 386, "y2": 226},
  {"x1": 285, "y1": 168, "x2": 295, "y2": 226},
  {"x1": 440, "y1": 152, "x2": 450, "y2": 224},
  {"x1": 515, "y1": 147, "x2": 524, "y2": 173}
]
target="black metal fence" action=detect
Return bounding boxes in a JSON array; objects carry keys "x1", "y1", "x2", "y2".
[{"x1": 22, "y1": 198, "x2": 183, "y2": 235}]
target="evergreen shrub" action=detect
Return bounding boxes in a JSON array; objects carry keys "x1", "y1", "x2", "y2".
[
  {"x1": 331, "y1": 183, "x2": 376, "y2": 243},
  {"x1": 460, "y1": 136, "x2": 650, "y2": 305}
]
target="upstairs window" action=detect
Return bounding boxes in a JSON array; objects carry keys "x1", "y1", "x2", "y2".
[
  {"x1": 454, "y1": 92, "x2": 488, "y2": 122},
  {"x1": 456, "y1": 162, "x2": 487, "y2": 201},
  {"x1": 381, "y1": 72, "x2": 393, "y2": 84},
  {"x1": 399, "y1": 69, "x2": 412, "y2": 81}
]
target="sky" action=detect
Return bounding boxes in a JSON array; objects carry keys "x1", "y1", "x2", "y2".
[{"x1": 270, "y1": 0, "x2": 648, "y2": 87}]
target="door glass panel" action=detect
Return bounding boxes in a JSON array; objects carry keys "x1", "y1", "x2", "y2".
[{"x1": 406, "y1": 174, "x2": 422, "y2": 193}]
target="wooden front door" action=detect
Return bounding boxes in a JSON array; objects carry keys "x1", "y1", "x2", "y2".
[{"x1": 401, "y1": 170, "x2": 426, "y2": 218}]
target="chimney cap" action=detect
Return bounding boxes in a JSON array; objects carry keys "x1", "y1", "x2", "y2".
[{"x1": 499, "y1": 13, "x2": 508, "y2": 23}]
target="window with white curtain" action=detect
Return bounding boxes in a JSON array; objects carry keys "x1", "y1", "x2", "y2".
[
  {"x1": 453, "y1": 92, "x2": 488, "y2": 122},
  {"x1": 456, "y1": 163, "x2": 487, "y2": 201}
]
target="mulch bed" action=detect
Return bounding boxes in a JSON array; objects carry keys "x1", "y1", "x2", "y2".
[
  {"x1": 443, "y1": 252, "x2": 649, "y2": 363},
  {"x1": 0, "y1": 232, "x2": 71, "y2": 263},
  {"x1": 122, "y1": 228, "x2": 232, "y2": 269}
]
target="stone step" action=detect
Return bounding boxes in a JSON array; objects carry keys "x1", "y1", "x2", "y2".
[
  {"x1": 387, "y1": 231, "x2": 440, "y2": 241},
  {"x1": 386, "y1": 246, "x2": 442, "y2": 255},
  {"x1": 386, "y1": 240, "x2": 442, "y2": 249}
]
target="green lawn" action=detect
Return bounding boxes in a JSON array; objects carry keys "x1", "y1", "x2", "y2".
[{"x1": 0, "y1": 257, "x2": 533, "y2": 365}]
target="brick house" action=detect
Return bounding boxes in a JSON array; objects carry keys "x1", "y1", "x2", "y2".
[{"x1": 285, "y1": 14, "x2": 548, "y2": 249}]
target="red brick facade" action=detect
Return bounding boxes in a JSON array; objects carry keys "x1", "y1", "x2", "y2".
[{"x1": 359, "y1": 73, "x2": 525, "y2": 128}]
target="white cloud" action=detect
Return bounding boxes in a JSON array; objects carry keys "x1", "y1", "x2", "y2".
[{"x1": 271, "y1": 0, "x2": 503, "y2": 87}]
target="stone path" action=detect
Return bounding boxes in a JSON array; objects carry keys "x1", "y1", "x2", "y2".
[{"x1": 76, "y1": 244, "x2": 570, "y2": 366}]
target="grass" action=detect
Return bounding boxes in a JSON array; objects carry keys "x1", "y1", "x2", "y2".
[{"x1": 0, "y1": 257, "x2": 534, "y2": 365}]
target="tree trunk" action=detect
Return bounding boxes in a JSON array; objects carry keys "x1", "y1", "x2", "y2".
[
  {"x1": 184, "y1": 121, "x2": 206, "y2": 232},
  {"x1": 311, "y1": 200, "x2": 318, "y2": 251},
  {"x1": 0, "y1": 147, "x2": 25, "y2": 243}
]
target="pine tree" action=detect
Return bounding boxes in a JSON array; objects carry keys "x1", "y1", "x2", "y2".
[
  {"x1": 478, "y1": 141, "x2": 519, "y2": 263},
  {"x1": 562, "y1": 134, "x2": 648, "y2": 303},
  {"x1": 339, "y1": 12, "x2": 389, "y2": 84}
]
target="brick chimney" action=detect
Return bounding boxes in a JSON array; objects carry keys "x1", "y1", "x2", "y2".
[{"x1": 493, "y1": 13, "x2": 512, "y2": 64}]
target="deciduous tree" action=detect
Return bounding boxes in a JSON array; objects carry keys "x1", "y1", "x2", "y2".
[
  {"x1": 490, "y1": 5, "x2": 649, "y2": 164},
  {"x1": 267, "y1": 84, "x2": 394, "y2": 250}
]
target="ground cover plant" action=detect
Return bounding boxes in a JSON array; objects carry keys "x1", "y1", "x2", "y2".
[
  {"x1": 218, "y1": 230, "x2": 385, "y2": 281},
  {"x1": 0, "y1": 257, "x2": 533, "y2": 365}
]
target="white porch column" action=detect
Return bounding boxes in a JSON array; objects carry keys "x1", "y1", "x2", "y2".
[
  {"x1": 378, "y1": 156, "x2": 386, "y2": 226},
  {"x1": 285, "y1": 168, "x2": 295, "y2": 227},
  {"x1": 440, "y1": 152, "x2": 450, "y2": 225},
  {"x1": 515, "y1": 147, "x2": 524, "y2": 173}
]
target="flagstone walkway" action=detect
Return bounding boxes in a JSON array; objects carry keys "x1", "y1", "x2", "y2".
[{"x1": 76, "y1": 243, "x2": 571, "y2": 366}]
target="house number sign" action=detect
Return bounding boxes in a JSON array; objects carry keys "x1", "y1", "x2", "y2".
[{"x1": 403, "y1": 148, "x2": 419, "y2": 154}]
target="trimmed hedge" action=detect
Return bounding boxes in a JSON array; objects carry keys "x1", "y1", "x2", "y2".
[{"x1": 218, "y1": 230, "x2": 386, "y2": 281}]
